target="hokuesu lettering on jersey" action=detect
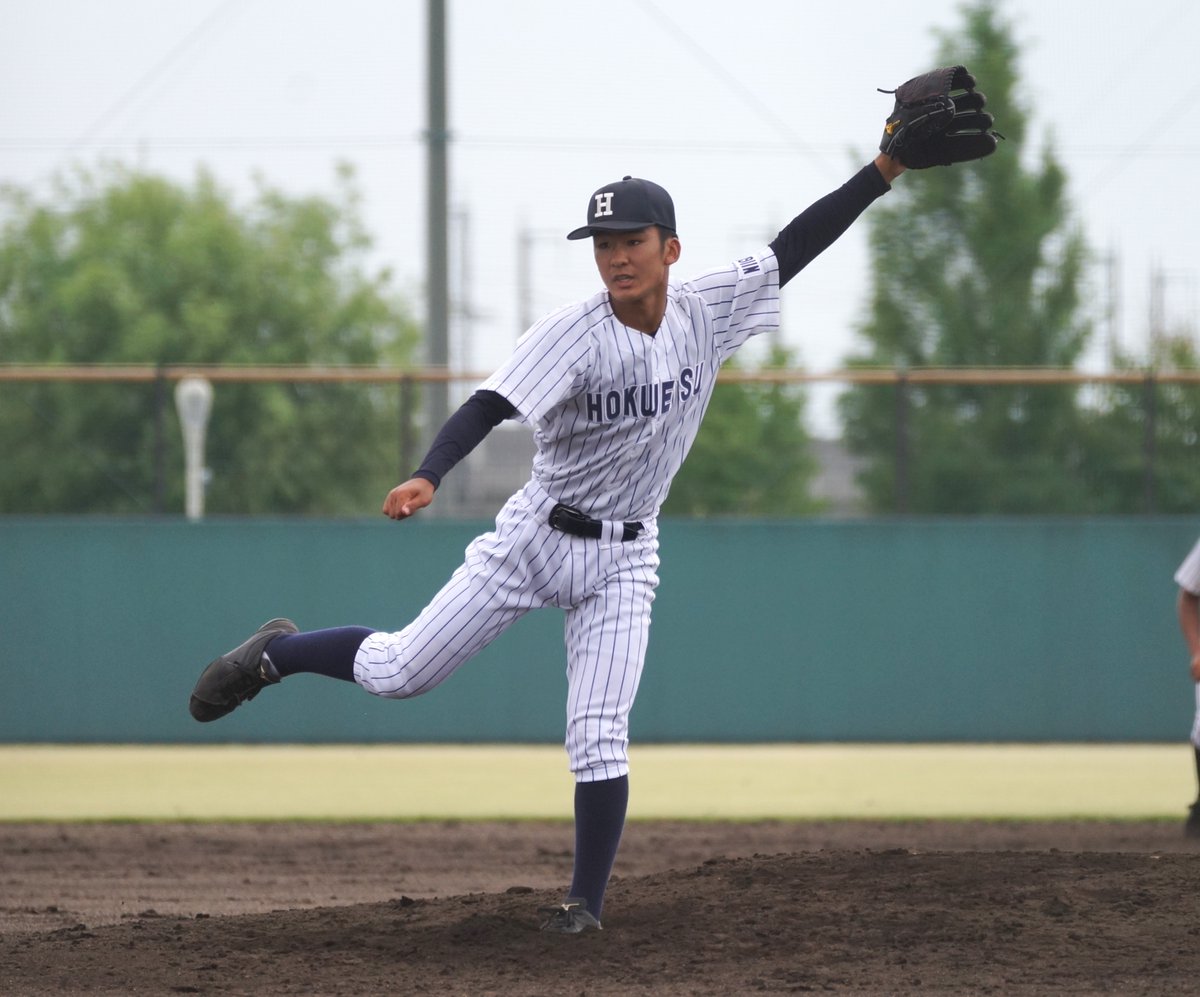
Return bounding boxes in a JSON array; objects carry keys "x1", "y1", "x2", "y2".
[
  {"x1": 480, "y1": 249, "x2": 781, "y2": 520},
  {"x1": 585, "y1": 363, "x2": 706, "y2": 423}
]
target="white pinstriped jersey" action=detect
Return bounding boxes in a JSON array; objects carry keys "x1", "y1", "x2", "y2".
[
  {"x1": 1177, "y1": 537, "x2": 1200, "y2": 595},
  {"x1": 481, "y1": 248, "x2": 781, "y2": 521}
]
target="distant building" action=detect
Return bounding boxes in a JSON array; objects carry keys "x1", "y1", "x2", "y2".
[
  {"x1": 809, "y1": 438, "x2": 868, "y2": 518},
  {"x1": 434, "y1": 425, "x2": 536, "y2": 519}
]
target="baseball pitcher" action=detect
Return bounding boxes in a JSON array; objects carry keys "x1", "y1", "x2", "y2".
[{"x1": 189, "y1": 68, "x2": 1000, "y2": 933}]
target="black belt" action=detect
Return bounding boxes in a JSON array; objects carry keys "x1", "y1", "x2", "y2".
[{"x1": 548, "y1": 502, "x2": 643, "y2": 542}]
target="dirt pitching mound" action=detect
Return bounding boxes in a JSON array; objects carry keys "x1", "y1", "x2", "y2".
[{"x1": 3, "y1": 820, "x2": 1199, "y2": 995}]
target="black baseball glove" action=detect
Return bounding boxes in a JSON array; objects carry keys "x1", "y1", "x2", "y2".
[{"x1": 879, "y1": 65, "x2": 1001, "y2": 169}]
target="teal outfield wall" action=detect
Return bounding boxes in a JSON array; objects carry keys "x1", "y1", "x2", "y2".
[{"x1": 2, "y1": 517, "x2": 1198, "y2": 744}]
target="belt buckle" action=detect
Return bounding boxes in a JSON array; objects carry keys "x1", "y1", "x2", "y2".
[
  {"x1": 547, "y1": 502, "x2": 572, "y2": 532},
  {"x1": 549, "y1": 502, "x2": 592, "y2": 537}
]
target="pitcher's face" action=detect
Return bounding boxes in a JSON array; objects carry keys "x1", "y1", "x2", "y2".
[{"x1": 592, "y1": 227, "x2": 680, "y2": 313}]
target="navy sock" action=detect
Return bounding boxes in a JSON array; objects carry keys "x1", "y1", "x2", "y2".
[
  {"x1": 264, "y1": 626, "x2": 375, "y2": 683},
  {"x1": 568, "y1": 775, "x2": 629, "y2": 920}
]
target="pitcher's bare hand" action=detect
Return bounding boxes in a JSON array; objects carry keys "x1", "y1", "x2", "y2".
[{"x1": 382, "y1": 478, "x2": 435, "y2": 520}]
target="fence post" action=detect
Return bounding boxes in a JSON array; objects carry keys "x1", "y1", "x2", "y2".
[
  {"x1": 398, "y1": 376, "x2": 416, "y2": 482},
  {"x1": 1142, "y1": 372, "x2": 1157, "y2": 514},
  {"x1": 153, "y1": 366, "x2": 167, "y2": 514},
  {"x1": 895, "y1": 371, "x2": 910, "y2": 514}
]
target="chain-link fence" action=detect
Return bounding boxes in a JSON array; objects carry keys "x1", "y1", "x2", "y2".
[{"x1": 2, "y1": 365, "x2": 1198, "y2": 517}]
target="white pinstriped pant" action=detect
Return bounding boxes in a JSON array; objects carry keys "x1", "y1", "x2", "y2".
[
  {"x1": 354, "y1": 481, "x2": 660, "y2": 781},
  {"x1": 1192, "y1": 684, "x2": 1200, "y2": 747}
]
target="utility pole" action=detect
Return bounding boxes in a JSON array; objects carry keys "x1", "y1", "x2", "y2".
[
  {"x1": 1148, "y1": 264, "x2": 1199, "y2": 361},
  {"x1": 425, "y1": 0, "x2": 450, "y2": 450},
  {"x1": 515, "y1": 228, "x2": 560, "y2": 337},
  {"x1": 1149, "y1": 261, "x2": 1165, "y2": 362},
  {"x1": 1102, "y1": 248, "x2": 1120, "y2": 367},
  {"x1": 517, "y1": 227, "x2": 533, "y2": 336},
  {"x1": 450, "y1": 207, "x2": 473, "y2": 389}
]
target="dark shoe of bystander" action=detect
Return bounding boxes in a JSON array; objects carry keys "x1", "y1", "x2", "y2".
[{"x1": 1185, "y1": 803, "x2": 1200, "y2": 839}]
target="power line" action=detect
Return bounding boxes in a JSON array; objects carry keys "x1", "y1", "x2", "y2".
[
  {"x1": 1075, "y1": 0, "x2": 1198, "y2": 192},
  {"x1": 62, "y1": 0, "x2": 248, "y2": 160},
  {"x1": 1090, "y1": 0, "x2": 1194, "y2": 92},
  {"x1": 631, "y1": 0, "x2": 838, "y2": 178},
  {"x1": 9, "y1": 134, "x2": 1196, "y2": 157},
  {"x1": 1084, "y1": 78, "x2": 1200, "y2": 194}
]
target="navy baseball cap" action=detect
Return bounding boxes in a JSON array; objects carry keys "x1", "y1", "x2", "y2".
[{"x1": 566, "y1": 175, "x2": 676, "y2": 240}]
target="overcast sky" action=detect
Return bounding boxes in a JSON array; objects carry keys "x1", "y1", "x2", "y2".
[{"x1": 2, "y1": 0, "x2": 1197, "y2": 431}]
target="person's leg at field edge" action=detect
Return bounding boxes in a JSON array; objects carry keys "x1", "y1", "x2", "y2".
[{"x1": 1187, "y1": 687, "x2": 1200, "y2": 838}]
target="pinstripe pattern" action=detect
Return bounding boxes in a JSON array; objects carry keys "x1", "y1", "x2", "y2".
[
  {"x1": 1176, "y1": 538, "x2": 1200, "y2": 596},
  {"x1": 563, "y1": 556, "x2": 657, "y2": 781},
  {"x1": 1192, "y1": 684, "x2": 1200, "y2": 748},
  {"x1": 481, "y1": 249, "x2": 781, "y2": 521},
  {"x1": 356, "y1": 248, "x2": 778, "y2": 779},
  {"x1": 1176, "y1": 538, "x2": 1200, "y2": 746},
  {"x1": 355, "y1": 481, "x2": 659, "y2": 778}
]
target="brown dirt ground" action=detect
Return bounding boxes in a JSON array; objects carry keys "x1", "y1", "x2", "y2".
[{"x1": 3, "y1": 819, "x2": 1200, "y2": 995}]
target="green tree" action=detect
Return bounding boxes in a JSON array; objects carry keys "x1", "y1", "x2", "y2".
[
  {"x1": 0, "y1": 163, "x2": 419, "y2": 514},
  {"x1": 839, "y1": 0, "x2": 1096, "y2": 513},
  {"x1": 1077, "y1": 333, "x2": 1200, "y2": 513},
  {"x1": 663, "y1": 344, "x2": 821, "y2": 516}
]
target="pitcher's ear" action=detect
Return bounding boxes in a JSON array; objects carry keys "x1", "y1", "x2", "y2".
[{"x1": 664, "y1": 234, "x2": 681, "y2": 265}]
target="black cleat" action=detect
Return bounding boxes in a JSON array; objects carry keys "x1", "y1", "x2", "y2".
[
  {"x1": 188, "y1": 618, "x2": 298, "y2": 722},
  {"x1": 1186, "y1": 803, "x2": 1200, "y2": 839},
  {"x1": 538, "y1": 898, "x2": 602, "y2": 934}
]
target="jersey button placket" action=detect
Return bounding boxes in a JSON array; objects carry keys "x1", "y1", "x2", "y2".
[{"x1": 645, "y1": 335, "x2": 667, "y2": 435}]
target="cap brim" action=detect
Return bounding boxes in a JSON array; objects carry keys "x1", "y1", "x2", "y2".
[{"x1": 565, "y1": 220, "x2": 658, "y2": 241}]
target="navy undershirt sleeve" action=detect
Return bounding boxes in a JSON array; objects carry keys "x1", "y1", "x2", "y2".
[
  {"x1": 413, "y1": 389, "x2": 517, "y2": 488},
  {"x1": 769, "y1": 163, "x2": 891, "y2": 288}
]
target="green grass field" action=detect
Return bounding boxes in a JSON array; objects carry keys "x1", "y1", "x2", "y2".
[{"x1": 1, "y1": 743, "x2": 1192, "y2": 821}]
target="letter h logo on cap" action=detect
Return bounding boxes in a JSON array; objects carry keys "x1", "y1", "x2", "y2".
[{"x1": 567, "y1": 175, "x2": 676, "y2": 240}]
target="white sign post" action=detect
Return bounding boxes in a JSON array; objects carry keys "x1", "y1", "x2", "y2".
[{"x1": 174, "y1": 377, "x2": 214, "y2": 521}]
